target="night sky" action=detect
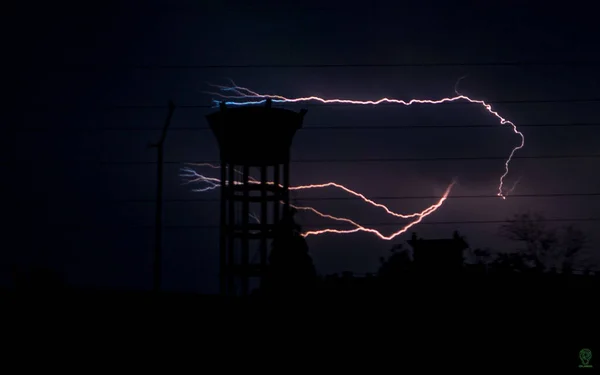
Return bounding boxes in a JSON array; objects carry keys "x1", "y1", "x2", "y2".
[{"x1": 8, "y1": 2, "x2": 600, "y2": 293}]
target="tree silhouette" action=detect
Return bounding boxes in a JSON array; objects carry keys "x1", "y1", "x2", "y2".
[
  {"x1": 500, "y1": 212, "x2": 587, "y2": 272},
  {"x1": 377, "y1": 243, "x2": 414, "y2": 281},
  {"x1": 464, "y1": 247, "x2": 493, "y2": 273},
  {"x1": 490, "y1": 252, "x2": 532, "y2": 274}
]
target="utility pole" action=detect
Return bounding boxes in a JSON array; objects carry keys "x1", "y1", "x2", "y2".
[{"x1": 149, "y1": 101, "x2": 176, "y2": 293}]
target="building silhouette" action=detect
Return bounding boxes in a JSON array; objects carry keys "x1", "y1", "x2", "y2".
[
  {"x1": 408, "y1": 231, "x2": 468, "y2": 275},
  {"x1": 206, "y1": 99, "x2": 307, "y2": 296}
]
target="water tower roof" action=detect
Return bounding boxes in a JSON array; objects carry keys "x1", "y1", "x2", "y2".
[{"x1": 206, "y1": 100, "x2": 307, "y2": 165}]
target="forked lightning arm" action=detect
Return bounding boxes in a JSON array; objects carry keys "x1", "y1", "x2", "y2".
[
  {"x1": 205, "y1": 79, "x2": 524, "y2": 199},
  {"x1": 180, "y1": 164, "x2": 456, "y2": 240},
  {"x1": 182, "y1": 80, "x2": 525, "y2": 239}
]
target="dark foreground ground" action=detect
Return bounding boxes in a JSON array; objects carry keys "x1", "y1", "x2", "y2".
[{"x1": 2, "y1": 276, "x2": 598, "y2": 371}]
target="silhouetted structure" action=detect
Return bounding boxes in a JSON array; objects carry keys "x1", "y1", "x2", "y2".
[
  {"x1": 378, "y1": 244, "x2": 414, "y2": 281},
  {"x1": 408, "y1": 231, "x2": 468, "y2": 275},
  {"x1": 207, "y1": 99, "x2": 307, "y2": 296},
  {"x1": 261, "y1": 207, "x2": 317, "y2": 296}
]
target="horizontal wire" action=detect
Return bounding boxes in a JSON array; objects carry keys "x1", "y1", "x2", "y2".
[
  {"x1": 33, "y1": 218, "x2": 600, "y2": 229},
  {"x1": 99, "y1": 192, "x2": 600, "y2": 203},
  {"x1": 15, "y1": 98, "x2": 600, "y2": 111},
  {"x1": 40, "y1": 61, "x2": 600, "y2": 69},
  {"x1": 41, "y1": 155, "x2": 600, "y2": 165},
  {"x1": 15, "y1": 122, "x2": 600, "y2": 132}
]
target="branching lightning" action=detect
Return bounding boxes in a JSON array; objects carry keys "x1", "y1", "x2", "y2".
[
  {"x1": 204, "y1": 79, "x2": 525, "y2": 200},
  {"x1": 182, "y1": 79, "x2": 525, "y2": 240},
  {"x1": 180, "y1": 164, "x2": 456, "y2": 239},
  {"x1": 291, "y1": 181, "x2": 455, "y2": 240}
]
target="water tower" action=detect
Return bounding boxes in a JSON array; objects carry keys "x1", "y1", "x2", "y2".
[{"x1": 206, "y1": 99, "x2": 307, "y2": 296}]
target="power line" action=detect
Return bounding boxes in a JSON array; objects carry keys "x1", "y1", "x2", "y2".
[
  {"x1": 103, "y1": 192, "x2": 600, "y2": 203},
  {"x1": 60, "y1": 154, "x2": 600, "y2": 165},
  {"x1": 43, "y1": 61, "x2": 600, "y2": 70},
  {"x1": 17, "y1": 97, "x2": 600, "y2": 111},
  {"x1": 16, "y1": 122, "x2": 600, "y2": 132},
  {"x1": 39, "y1": 218, "x2": 600, "y2": 229}
]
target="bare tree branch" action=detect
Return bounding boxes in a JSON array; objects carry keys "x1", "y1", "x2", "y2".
[{"x1": 500, "y1": 211, "x2": 587, "y2": 272}]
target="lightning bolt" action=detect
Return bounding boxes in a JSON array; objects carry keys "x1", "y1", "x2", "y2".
[
  {"x1": 204, "y1": 79, "x2": 525, "y2": 199},
  {"x1": 180, "y1": 164, "x2": 456, "y2": 240}
]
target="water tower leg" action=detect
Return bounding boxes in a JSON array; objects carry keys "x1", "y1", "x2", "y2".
[
  {"x1": 219, "y1": 162, "x2": 227, "y2": 296},
  {"x1": 283, "y1": 162, "x2": 290, "y2": 212},
  {"x1": 273, "y1": 164, "x2": 280, "y2": 224},
  {"x1": 241, "y1": 165, "x2": 250, "y2": 296},
  {"x1": 227, "y1": 163, "x2": 236, "y2": 296},
  {"x1": 260, "y1": 166, "x2": 268, "y2": 284}
]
